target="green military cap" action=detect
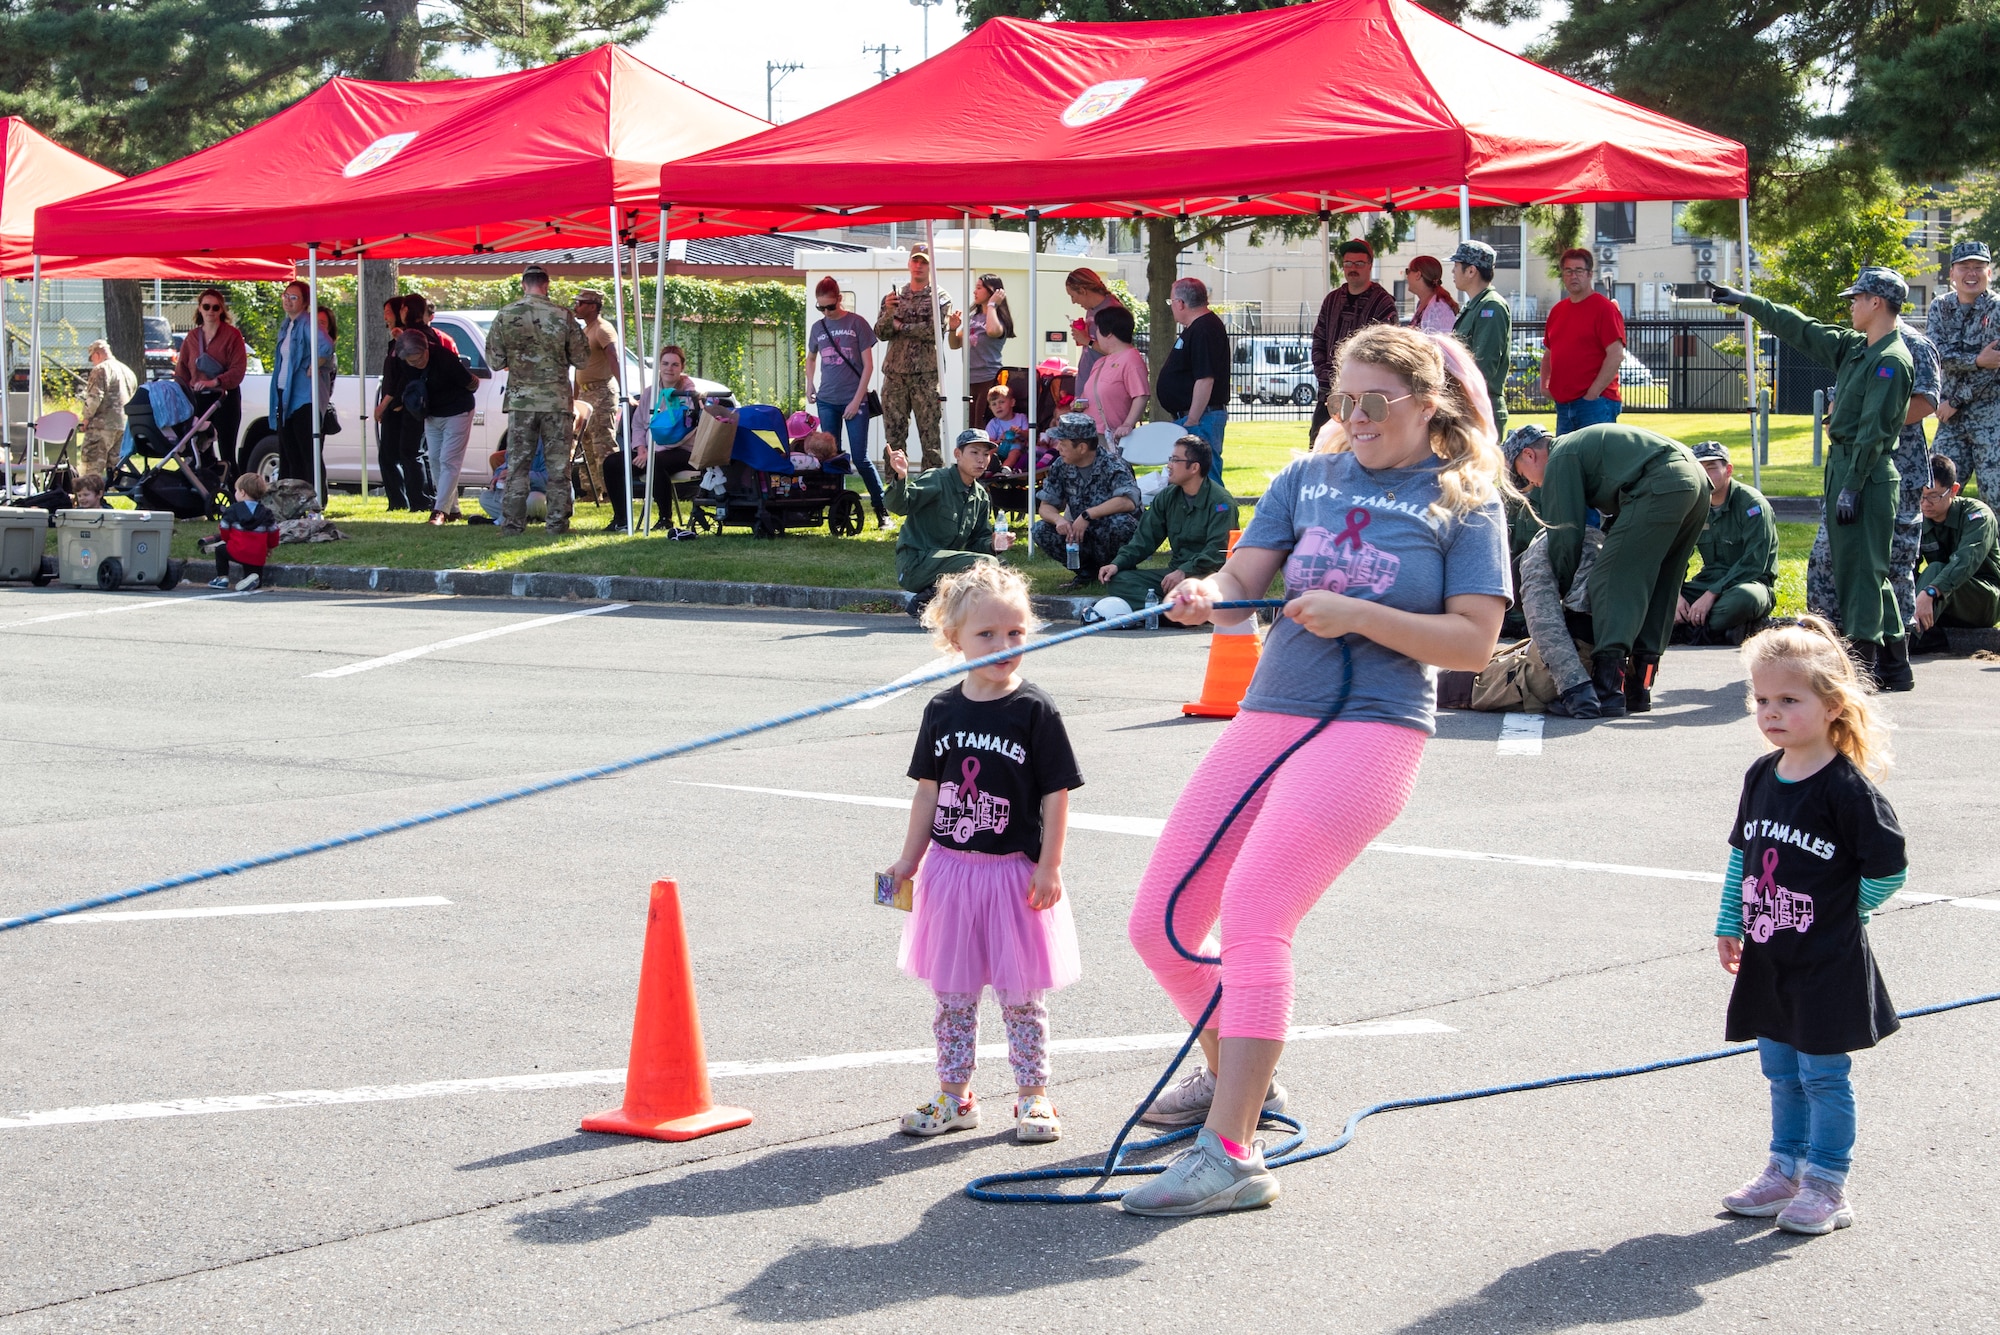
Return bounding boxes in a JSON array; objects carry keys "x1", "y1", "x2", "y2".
[{"x1": 573, "y1": 289, "x2": 604, "y2": 305}]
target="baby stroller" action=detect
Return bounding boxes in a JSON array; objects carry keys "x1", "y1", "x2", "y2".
[
  {"x1": 689, "y1": 404, "x2": 864, "y2": 540},
  {"x1": 111, "y1": 383, "x2": 228, "y2": 520}
]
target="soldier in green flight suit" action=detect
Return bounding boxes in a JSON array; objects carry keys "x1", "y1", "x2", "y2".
[
  {"x1": 1674, "y1": 440, "x2": 1779, "y2": 645},
  {"x1": 1508, "y1": 421, "x2": 1707, "y2": 716},
  {"x1": 1094, "y1": 433, "x2": 1237, "y2": 613},
  {"x1": 1450, "y1": 239, "x2": 1512, "y2": 437},
  {"x1": 1911, "y1": 452, "x2": 2000, "y2": 654},
  {"x1": 885, "y1": 428, "x2": 1011, "y2": 617},
  {"x1": 1712, "y1": 268, "x2": 1916, "y2": 690}
]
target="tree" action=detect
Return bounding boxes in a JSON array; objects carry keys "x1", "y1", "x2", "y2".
[
  {"x1": 1845, "y1": 16, "x2": 2000, "y2": 182},
  {"x1": 1756, "y1": 190, "x2": 1919, "y2": 323}
]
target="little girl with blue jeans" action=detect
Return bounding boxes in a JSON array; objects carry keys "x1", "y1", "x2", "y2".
[
  {"x1": 1718, "y1": 616, "x2": 1907, "y2": 1235},
  {"x1": 882, "y1": 562, "x2": 1082, "y2": 1144}
]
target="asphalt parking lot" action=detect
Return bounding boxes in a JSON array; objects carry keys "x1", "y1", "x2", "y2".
[{"x1": 3, "y1": 584, "x2": 1997, "y2": 1332}]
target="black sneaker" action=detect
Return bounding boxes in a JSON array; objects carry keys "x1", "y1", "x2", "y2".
[{"x1": 906, "y1": 589, "x2": 935, "y2": 621}]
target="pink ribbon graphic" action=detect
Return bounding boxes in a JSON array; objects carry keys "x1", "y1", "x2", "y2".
[
  {"x1": 1751, "y1": 847, "x2": 1780, "y2": 899},
  {"x1": 959, "y1": 757, "x2": 981, "y2": 802},
  {"x1": 1333, "y1": 507, "x2": 1371, "y2": 550}
]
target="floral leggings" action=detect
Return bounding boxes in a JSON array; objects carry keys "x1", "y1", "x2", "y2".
[{"x1": 934, "y1": 988, "x2": 1050, "y2": 1088}]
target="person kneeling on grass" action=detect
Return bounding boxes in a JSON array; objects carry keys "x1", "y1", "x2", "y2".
[
  {"x1": 885, "y1": 429, "x2": 1015, "y2": 620},
  {"x1": 1091, "y1": 433, "x2": 1237, "y2": 622},
  {"x1": 1673, "y1": 440, "x2": 1779, "y2": 646},
  {"x1": 1910, "y1": 452, "x2": 2000, "y2": 653},
  {"x1": 206, "y1": 472, "x2": 278, "y2": 590}
]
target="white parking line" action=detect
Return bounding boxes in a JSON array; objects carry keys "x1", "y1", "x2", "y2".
[
  {"x1": 0, "y1": 589, "x2": 253, "y2": 630},
  {"x1": 672, "y1": 781, "x2": 1725, "y2": 880},
  {"x1": 308, "y1": 603, "x2": 629, "y2": 678},
  {"x1": 0, "y1": 1019, "x2": 1453, "y2": 1130},
  {"x1": 842, "y1": 654, "x2": 961, "y2": 710},
  {"x1": 1497, "y1": 713, "x2": 1544, "y2": 756},
  {"x1": 52, "y1": 897, "x2": 451, "y2": 923}
]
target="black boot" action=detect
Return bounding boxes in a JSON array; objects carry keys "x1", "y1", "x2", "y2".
[
  {"x1": 1589, "y1": 650, "x2": 1629, "y2": 717},
  {"x1": 1909, "y1": 624, "x2": 1950, "y2": 656},
  {"x1": 1876, "y1": 636, "x2": 1915, "y2": 692},
  {"x1": 1849, "y1": 639, "x2": 1880, "y2": 689},
  {"x1": 1626, "y1": 652, "x2": 1660, "y2": 714},
  {"x1": 1546, "y1": 679, "x2": 1603, "y2": 719}
]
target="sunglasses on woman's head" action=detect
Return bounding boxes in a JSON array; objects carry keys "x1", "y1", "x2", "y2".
[{"x1": 1332, "y1": 390, "x2": 1414, "y2": 422}]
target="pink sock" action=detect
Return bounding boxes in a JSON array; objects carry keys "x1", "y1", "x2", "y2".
[{"x1": 1217, "y1": 1134, "x2": 1250, "y2": 1160}]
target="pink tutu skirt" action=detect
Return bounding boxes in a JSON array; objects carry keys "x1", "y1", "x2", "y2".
[{"x1": 898, "y1": 845, "x2": 1081, "y2": 995}]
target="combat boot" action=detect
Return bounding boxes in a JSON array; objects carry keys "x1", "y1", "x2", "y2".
[
  {"x1": 1875, "y1": 636, "x2": 1914, "y2": 692},
  {"x1": 1589, "y1": 650, "x2": 1629, "y2": 717},
  {"x1": 1626, "y1": 652, "x2": 1660, "y2": 713},
  {"x1": 1546, "y1": 680, "x2": 1602, "y2": 719},
  {"x1": 1849, "y1": 640, "x2": 1880, "y2": 689}
]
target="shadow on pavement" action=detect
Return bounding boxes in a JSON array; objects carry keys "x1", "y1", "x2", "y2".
[
  {"x1": 509, "y1": 1132, "x2": 994, "y2": 1244},
  {"x1": 1390, "y1": 1220, "x2": 1807, "y2": 1333},
  {"x1": 458, "y1": 1132, "x2": 643, "y2": 1172}
]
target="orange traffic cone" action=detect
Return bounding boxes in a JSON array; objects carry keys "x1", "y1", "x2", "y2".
[
  {"x1": 1182, "y1": 530, "x2": 1262, "y2": 719},
  {"x1": 581, "y1": 880, "x2": 753, "y2": 1142}
]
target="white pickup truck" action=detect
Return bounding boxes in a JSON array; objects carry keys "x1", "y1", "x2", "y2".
[{"x1": 231, "y1": 310, "x2": 725, "y2": 491}]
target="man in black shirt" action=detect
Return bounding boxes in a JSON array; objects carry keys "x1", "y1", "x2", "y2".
[
  {"x1": 1155, "y1": 277, "x2": 1232, "y2": 472},
  {"x1": 1309, "y1": 238, "x2": 1399, "y2": 444}
]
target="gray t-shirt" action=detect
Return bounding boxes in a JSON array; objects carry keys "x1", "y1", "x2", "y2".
[
  {"x1": 809, "y1": 312, "x2": 878, "y2": 407},
  {"x1": 967, "y1": 308, "x2": 1007, "y2": 379},
  {"x1": 1237, "y1": 451, "x2": 1512, "y2": 734}
]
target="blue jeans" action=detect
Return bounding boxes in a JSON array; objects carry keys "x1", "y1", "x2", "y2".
[
  {"x1": 1554, "y1": 396, "x2": 1620, "y2": 436},
  {"x1": 817, "y1": 399, "x2": 885, "y2": 513},
  {"x1": 1758, "y1": 1037, "x2": 1855, "y2": 1184},
  {"x1": 1176, "y1": 408, "x2": 1229, "y2": 472}
]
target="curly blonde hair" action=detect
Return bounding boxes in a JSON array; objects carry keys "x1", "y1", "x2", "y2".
[
  {"x1": 1315, "y1": 324, "x2": 1513, "y2": 522},
  {"x1": 920, "y1": 561, "x2": 1039, "y2": 653},
  {"x1": 1741, "y1": 616, "x2": 1892, "y2": 780}
]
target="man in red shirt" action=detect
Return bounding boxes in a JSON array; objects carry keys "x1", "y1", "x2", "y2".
[{"x1": 1542, "y1": 248, "x2": 1627, "y2": 435}]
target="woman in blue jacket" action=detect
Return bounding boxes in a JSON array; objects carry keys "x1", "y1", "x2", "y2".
[{"x1": 270, "y1": 281, "x2": 336, "y2": 491}]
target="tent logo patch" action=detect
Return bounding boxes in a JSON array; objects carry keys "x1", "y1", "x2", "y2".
[
  {"x1": 342, "y1": 133, "x2": 418, "y2": 178},
  {"x1": 1060, "y1": 79, "x2": 1147, "y2": 128}
]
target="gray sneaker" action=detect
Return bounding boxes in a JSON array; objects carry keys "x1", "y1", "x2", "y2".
[
  {"x1": 1120, "y1": 1127, "x2": 1281, "y2": 1217},
  {"x1": 1137, "y1": 1066, "x2": 1289, "y2": 1128}
]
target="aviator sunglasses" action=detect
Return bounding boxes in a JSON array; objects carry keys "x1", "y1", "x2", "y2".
[{"x1": 1331, "y1": 390, "x2": 1414, "y2": 422}]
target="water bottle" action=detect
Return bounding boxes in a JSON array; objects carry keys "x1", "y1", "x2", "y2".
[
  {"x1": 1144, "y1": 587, "x2": 1160, "y2": 630},
  {"x1": 993, "y1": 511, "x2": 1009, "y2": 550},
  {"x1": 1065, "y1": 541, "x2": 1080, "y2": 571}
]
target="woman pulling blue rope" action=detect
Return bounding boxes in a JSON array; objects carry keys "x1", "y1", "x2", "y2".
[{"x1": 1120, "y1": 325, "x2": 1517, "y2": 1217}]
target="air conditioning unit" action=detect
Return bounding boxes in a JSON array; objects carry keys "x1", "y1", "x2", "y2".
[
  {"x1": 1696, "y1": 246, "x2": 1717, "y2": 264},
  {"x1": 1597, "y1": 246, "x2": 1620, "y2": 263},
  {"x1": 1696, "y1": 266, "x2": 1716, "y2": 283}
]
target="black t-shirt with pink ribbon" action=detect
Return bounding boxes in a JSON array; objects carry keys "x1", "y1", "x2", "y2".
[
  {"x1": 1726, "y1": 751, "x2": 1904, "y2": 1054},
  {"x1": 908, "y1": 681, "x2": 1083, "y2": 862}
]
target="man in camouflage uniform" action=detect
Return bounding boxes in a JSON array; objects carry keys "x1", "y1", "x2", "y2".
[
  {"x1": 1807, "y1": 316, "x2": 1938, "y2": 630},
  {"x1": 1928, "y1": 240, "x2": 2000, "y2": 500},
  {"x1": 875, "y1": 243, "x2": 956, "y2": 470},
  {"x1": 486, "y1": 266, "x2": 589, "y2": 535},
  {"x1": 77, "y1": 339, "x2": 135, "y2": 481},
  {"x1": 569, "y1": 289, "x2": 619, "y2": 503},
  {"x1": 1031, "y1": 413, "x2": 1142, "y2": 587}
]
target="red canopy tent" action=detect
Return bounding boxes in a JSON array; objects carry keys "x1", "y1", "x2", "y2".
[
  {"x1": 656, "y1": 0, "x2": 1747, "y2": 225},
  {"x1": 31, "y1": 46, "x2": 771, "y2": 509}
]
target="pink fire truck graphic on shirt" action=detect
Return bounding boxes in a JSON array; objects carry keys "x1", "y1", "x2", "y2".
[
  {"x1": 1286, "y1": 508, "x2": 1401, "y2": 597},
  {"x1": 935, "y1": 756, "x2": 1011, "y2": 846},
  {"x1": 1742, "y1": 847, "x2": 1815, "y2": 942}
]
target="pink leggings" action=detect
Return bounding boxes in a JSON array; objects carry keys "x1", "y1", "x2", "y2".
[{"x1": 1128, "y1": 713, "x2": 1426, "y2": 1040}]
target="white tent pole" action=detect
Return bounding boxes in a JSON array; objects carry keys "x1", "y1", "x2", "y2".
[
  {"x1": 1, "y1": 276, "x2": 11, "y2": 497},
  {"x1": 29, "y1": 256, "x2": 42, "y2": 485},
  {"x1": 927, "y1": 218, "x2": 946, "y2": 441},
  {"x1": 1026, "y1": 213, "x2": 1038, "y2": 556},
  {"x1": 961, "y1": 210, "x2": 972, "y2": 438},
  {"x1": 356, "y1": 262, "x2": 369, "y2": 499},
  {"x1": 610, "y1": 205, "x2": 634, "y2": 537},
  {"x1": 1458, "y1": 186, "x2": 1471, "y2": 242},
  {"x1": 628, "y1": 231, "x2": 654, "y2": 537},
  {"x1": 1739, "y1": 196, "x2": 1757, "y2": 490},
  {"x1": 308, "y1": 243, "x2": 324, "y2": 503},
  {"x1": 651, "y1": 209, "x2": 670, "y2": 535}
]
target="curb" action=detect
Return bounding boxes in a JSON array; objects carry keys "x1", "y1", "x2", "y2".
[{"x1": 258, "y1": 562, "x2": 1093, "y2": 623}]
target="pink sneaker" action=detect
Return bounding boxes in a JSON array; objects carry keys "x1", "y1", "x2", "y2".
[
  {"x1": 1776, "y1": 1177, "x2": 1854, "y2": 1235},
  {"x1": 1723, "y1": 1160, "x2": 1800, "y2": 1217}
]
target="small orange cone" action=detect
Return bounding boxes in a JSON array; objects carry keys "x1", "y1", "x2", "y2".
[
  {"x1": 581, "y1": 880, "x2": 753, "y2": 1142},
  {"x1": 1183, "y1": 530, "x2": 1262, "y2": 719}
]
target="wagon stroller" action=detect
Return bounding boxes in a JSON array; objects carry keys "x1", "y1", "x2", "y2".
[
  {"x1": 687, "y1": 404, "x2": 864, "y2": 540},
  {"x1": 110, "y1": 383, "x2": 229, "y2": 520}
]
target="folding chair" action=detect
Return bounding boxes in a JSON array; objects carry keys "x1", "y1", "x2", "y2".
[{"x1": 31, "y1": 411, "x2": 80, "y2": 492}]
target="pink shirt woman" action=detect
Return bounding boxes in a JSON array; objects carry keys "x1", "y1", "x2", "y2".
[{"x1": 1405, "y1": 256, "x2": 1460, "y2": 335}]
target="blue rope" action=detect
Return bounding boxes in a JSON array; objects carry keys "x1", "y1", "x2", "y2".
[{"x1": 0, "y1": 599, "x2": 1286, "y2": 933}]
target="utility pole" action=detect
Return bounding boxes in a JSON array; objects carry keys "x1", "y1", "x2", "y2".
[
  {"x1": 765, "y1": 61, "x2": 803, "y2": 122},
  {"x1": 863, "y1": 42, "x2": 900, "y2": 82},
  {"x1": 910, "y1": 0, "x2": 943, "y2": 59}
]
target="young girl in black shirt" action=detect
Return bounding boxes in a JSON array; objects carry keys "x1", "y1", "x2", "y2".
[
  {"x1": 1717, "y1": 615, "x2": 1906, "y2": 1235},
  {"x1": 883, "y1": 563, "x2": 1082, "y2": 1144}
]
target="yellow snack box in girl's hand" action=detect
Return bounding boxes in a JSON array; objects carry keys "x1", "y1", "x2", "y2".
[{"x1": 874, "y1": 872, "x2": 913, "y2": 912}]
